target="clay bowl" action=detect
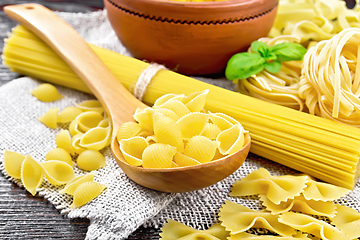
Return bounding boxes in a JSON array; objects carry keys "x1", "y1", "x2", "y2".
[
  {"x1": 104, "y1": 0, "x2": 279, "y2": 76},
  {"x1": 114, "y1": 133, "x2": 251, "y2": 192}
]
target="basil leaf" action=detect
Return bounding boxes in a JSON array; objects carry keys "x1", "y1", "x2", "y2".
[
  {"x1": 225, "y1": 52, "x2": 265, "y2": 80},
  {"x1": 270, "y1": 42, "x2": 307, "y2": 62},
  {"x1": 251, "y1": 41, "x2": 269, "y2": 55},
  {"x1": 264, "y1": 60, "x2": 282, "y2": 73}
]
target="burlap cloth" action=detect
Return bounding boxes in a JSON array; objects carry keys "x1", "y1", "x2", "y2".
[{"x1": 0, "y1": 10, "x2": 359, "y2": 240}]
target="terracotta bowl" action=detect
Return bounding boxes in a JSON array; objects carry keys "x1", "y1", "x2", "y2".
[{"x1": 104, "y1": 0, "x2": 278, "y2": 76}]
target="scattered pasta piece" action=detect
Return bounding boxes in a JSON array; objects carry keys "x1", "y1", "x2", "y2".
[
  {"x1": 3, "y1": 150, "x2": 25, "y2": 179},
  {"x1": 278, "y1": 212, "x2": 350, "y2": 240},
  {"x1": 75, "y1": 99, "x2": 104, "y2": 114},
  {"x1": 71, "y1": 181, "x2": 107, "y2": 208},
  {"x1": 42, "y1": 160, "x2": 75, "y2": 185},
  {"x1": 331, "y1": 205, "x2": 360, "y2": 239},
  {"x1": 76, "y1": 150, "x2": 106, "y2": 171},
  {"x1": 76, "y1": 111, "x2": 104, "y2": 132},
  {"x1": 45, "y1": 147, "x2": 73, "y2": 167},
  {"x1": 57, "y1": 106, "x2": 83, "y2": 123},
  {"x1": 38, "y1": 107, "x2": 59, "y2": 129},
  {"x1": 71, "y1": 133, "x2": 86, "y2": 155},
  {"x1": 219, "y1": 201, "x2": 296, "y2": 237},
  {"x1": 159, "y1": 219, "x2": 229, "y2": 240},
  {"x1": 117, "y1": 91, "x2": 248, "y2": 168},
  {"x1": 302, "y1": 179, "x2": 350, "y2": 201},
  {"x1": 230, "y1": 168, "x2": 309, "y2": 204},
  {"x1": 60, "y1": 171, "x2": 96, "y2": 195},
  {"x1": 79, "y1": 126, "x2": 111, "y2": 150},
  {"x1": 55, "y1": 129, "x2": 73, "y2": 154},
  {"x1": 21, "y1": 155, "x2": 44, "y2": 196},
  {"x1": 260, "y1": 194, "x2": 337, "y2": 217},
  {"x1": 31, "y1": 83, "x2": 63, "y2": 102},
  {"x1": 228, "y1": 232, "x2": 310, "y2": 240}
]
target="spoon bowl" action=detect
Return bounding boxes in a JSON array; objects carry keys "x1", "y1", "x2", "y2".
[{"x1": 5, "y1": 3, "x2": 251, "y2": 192}]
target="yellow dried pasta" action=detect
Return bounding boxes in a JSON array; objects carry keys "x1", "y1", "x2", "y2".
[
  {"x1": 57, "y1": 106, "x2": 83, "y2": 123},
  {"x1": 55, "y1": 129, "x2": 73, "y2": 154},
  {"x1": 142, "y1": 143, "x2": 177, "y2": 169},
  {"x1": 331, "y1": 205, "x2": 360, "y2": 239},
  {"x1": 38, "y1": 107, "x2": 59, "y2": 129},
  {"x1": 71, "y1": 133, "x2": 86, "y2": 154},
  {"x1": 260, "y1": 194, "x2": 337, "y2": 217},
  {"x1": 117, "y1": 91, "x2": 247, "y2": 168},
  {"x1": 42, "y1": 160, "x2": 75, "y2": 185},
  {"x1": 71, "y1": 181, "x2": 107, "y2": 208},
  {"x1": 76, "y1": 150, "x2": 106, "y2": 171},
  {"x1": 119, "y1": 136, "x2": 148, "y2": 166},
  {"x1": 160, "y1": 219, "x2": 229, "y2": 240},
  {"x1": 219, "y1": 201, "x2": 296, "y2": 237},
  {"x1": 75, "y1": 99, "x2": 104, "y2": 114},
  {"x1": 21, "y1": 155, "x2": 44, "y2": 196},
  {"x1": 177, "y1": 112, "x2": 209, "y2": 139},
  {"x1": 117, "y1": 122, "x2": 141, "y2": 141},
  {"x1": 184, "y1": 136, "x2": 220, "y2": 163},
  {"x1": 174, "y1": 152, "x2": 201, "y2": 167},
  {"x1": 182, "y1": 89, "x2": 209, "y2": 112},
  {"x1": 217, "y1": 124, "x2": 245, "y2": 155},
  {"x1": 76, "y1": 111, "x2": 104, "y2": 132},
  {"x1": 60, "y1": 171, "x2": 96, "y2": 195},
  {"x1": 79, "y1": 126, "x2": 111, "y2": 150},
  {"x1": 278, "y1": 212, "x2": 350, "y2": 240},
  {"x1": 3, "y1": 150, "x2": 25, "y2": 179},
  {"x1": 230, "y1": 168, "x2": 309, "y2": 204},
  {"x1": 31, "y1": 83, "x2": 62, "y2": 102},
  {"x1": 302, "y1": 179, "x2": 350, "y2": 201},
  {"x1": 45, "y1": 147, "x2": 73, "y2": 167},
  {"x1": 153, "y1": 112, "x2": 184, "y2": 152}
]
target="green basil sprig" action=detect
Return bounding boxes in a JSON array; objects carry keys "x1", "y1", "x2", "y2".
[{"x1": 225, "y1": 41, "x2": 307, "y2": 81}]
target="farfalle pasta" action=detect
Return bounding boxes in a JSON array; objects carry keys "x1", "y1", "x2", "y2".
[
  {"x1": 230, "y1": 168, "x2": 309, "y2": 204},
  {"x1": 279, "y1": 212, "x2": 350, "y2": 240},
  {"x1": 160, "y1": 219, "x2": 229, "y2": 240},
  {"x1": 331, "y1": 205, "x2": 360, "y2": 239},
  {"x1": 302, "y1": 179, "x2": 350, "y2": 201},
  {"x1": 117, "y1": 90, "x2": 248, "y2": 168},
  {"x1": 219, "y1": 201, "x2": 296, "y2": 237},
  {"x1": 160, "y1": 168, "x2": 359, "y2": 239},
  {"x1": 260, "y1": 194, "x2": 337, "y2": 217}
]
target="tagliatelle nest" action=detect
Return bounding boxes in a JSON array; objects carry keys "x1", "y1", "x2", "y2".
[{"x1": 299, "y1": 28, "x2": 360, "y2": 127}]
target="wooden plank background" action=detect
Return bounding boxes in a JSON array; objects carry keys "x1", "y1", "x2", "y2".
[{"x1": 0, "y1": 0, "x2": 161, "y2": 239}]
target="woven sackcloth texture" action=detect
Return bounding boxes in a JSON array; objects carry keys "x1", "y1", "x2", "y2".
[{"x1": 1, "y1": 9, "x2": 360, "y2": 240}]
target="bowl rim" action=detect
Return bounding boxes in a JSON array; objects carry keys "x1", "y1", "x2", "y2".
[{"x1": 105, "y1": 0, "x2": 279, "y2": 23}]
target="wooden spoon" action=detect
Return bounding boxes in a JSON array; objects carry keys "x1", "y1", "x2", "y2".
[{"x1": 4, "y1": 3, "x2": 251, "y2": 192}]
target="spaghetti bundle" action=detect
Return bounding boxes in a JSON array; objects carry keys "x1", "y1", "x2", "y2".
[
  {"x1": 299, "y1": 28, "x2": 360, "y2": 127},
  {"x1": 236, "y1": 35, "x2": 305, "y2": 111},
  {"x1": 4, "y1": 25, "x2": 360, "y2": 189}
]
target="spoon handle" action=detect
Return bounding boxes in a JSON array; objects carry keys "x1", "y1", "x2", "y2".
[{"x1": 4, "y1": 3, "x2": 145, "y2": 132}]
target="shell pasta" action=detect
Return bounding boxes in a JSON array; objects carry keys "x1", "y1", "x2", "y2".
[{"x1": 117, "y1": 90, "x2": 248, "y2": 168}]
